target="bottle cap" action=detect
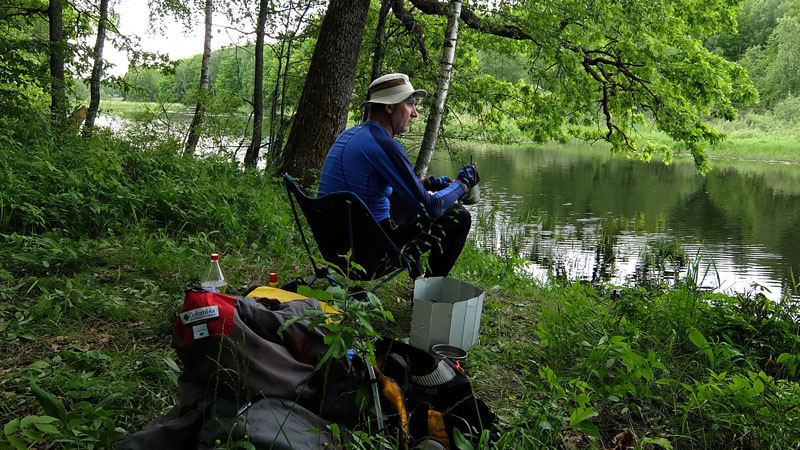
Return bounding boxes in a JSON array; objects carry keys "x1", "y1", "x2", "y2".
[
  {"x1": 269, "y1": 272, "x2": 278, "y2": 283},
  {"x1": 210, "y1": 253, "x2": 220, "y2": 261}
]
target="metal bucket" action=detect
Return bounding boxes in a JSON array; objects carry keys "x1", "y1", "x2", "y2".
[{"x1": 431, "y1": 343, "x2": 467, "y2": 361}]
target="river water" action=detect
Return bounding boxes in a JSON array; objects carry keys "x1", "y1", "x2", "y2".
[
  {"x1": 427, "y1": 144, "x2": 800, "y2": 301},
  {"x1": 97, "y1": 113, "x2": 800, "y2": 300}
]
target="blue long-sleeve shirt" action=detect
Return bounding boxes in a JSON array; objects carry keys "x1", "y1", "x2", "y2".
[{"x1": 318, "y1": 121, "x2": 465, "y2": 222}]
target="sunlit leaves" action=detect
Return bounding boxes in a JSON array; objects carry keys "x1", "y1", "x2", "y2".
[{"x1": 392, "y1": 0, "x2": 757, "y2": 170}]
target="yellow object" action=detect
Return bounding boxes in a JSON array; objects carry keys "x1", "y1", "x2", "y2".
[
  {"x1": 372, "y1": 364, "x2": 410, "y2": 450},
  {"x1": 246, "y1": 286, "x2": 340, "y2": 317},
  {"x1": 427, "y1": 410, "x2": 450, "y2": 449},
  {"x1": 247, "y1": 286, "x2": 306, "y2": 302}
]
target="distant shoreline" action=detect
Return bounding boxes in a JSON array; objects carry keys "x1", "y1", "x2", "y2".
[{"x1": 99, "y1": 99, "x2": 800, "y2": 164}]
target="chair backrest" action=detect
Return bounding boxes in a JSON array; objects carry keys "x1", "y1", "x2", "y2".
[{"x1": 284, "y1": 174, "x2": 410, "y2": 281}]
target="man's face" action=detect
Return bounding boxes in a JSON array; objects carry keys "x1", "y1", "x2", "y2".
[{"x1": 388, "y1": 99, "x2": 418, "y2": 135}]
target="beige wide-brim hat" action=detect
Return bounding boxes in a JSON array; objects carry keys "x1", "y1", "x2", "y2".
[{"x1": 363, "y1": 73, "x2": 427, "y2": 105}]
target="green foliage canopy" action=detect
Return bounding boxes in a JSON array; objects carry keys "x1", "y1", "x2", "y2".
[
  {"x1": 0, "y1": 1, "x2": 58, "y2": 118},
  {"x1": 705, "y1": 0, "x2": 795, "y2": 60},
  {"x1": 366, "y1": 0, "x2": 758, "y2": 173},
  {"x1": 2, "y1": 0, "x2": 760, "y2": 173},
  {"x1": 740, "y1": 13, "x2": 800, "y2": 106}
]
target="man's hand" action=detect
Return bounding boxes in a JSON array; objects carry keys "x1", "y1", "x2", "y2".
[
  {"x1": 456, "y1": 164, "x2": 480, "y2": 189},
  {"x1": 421, "y1": 176, "x2": 452, "y2": 191}
]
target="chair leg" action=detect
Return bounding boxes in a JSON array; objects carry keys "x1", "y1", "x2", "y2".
[
  {"x1": 308, "y1": 265, "x2": 345, "y2": 289},
  {"x1": 324, "y1": 274, "x2": 344, "y2": 287},
  {"x1": 369, "y1": 267, "x2": 407, "y2": 293}
]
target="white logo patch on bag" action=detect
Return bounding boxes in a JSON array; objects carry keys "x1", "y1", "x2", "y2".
[
  {"x1": 192, "y1": 323, "x2": 210, "y2": 339},
  {"x1": 180, "y1": 305, "x2": 219, "y2": 325}
]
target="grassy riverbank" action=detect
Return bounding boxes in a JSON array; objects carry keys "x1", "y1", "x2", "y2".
[
  {"x1": 631, "y1": 112, "x2": 800, "y2": 164},
  {"x1": 2, "y1": 128, "x2": 799, "y2": 449},
  {"x1": 99, "y1": 99, "x2": 187, "y2": 115},
  {"x1": 443, "y1": 106, "x2": 800, "y2": 164},
  {"x1": 540, "y1": 112, "x2": 800, "y2": 166}
]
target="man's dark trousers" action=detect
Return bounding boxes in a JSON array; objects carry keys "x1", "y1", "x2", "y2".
[{"x1": 380, "y1": 204, "x2": 471, "y2": 278}]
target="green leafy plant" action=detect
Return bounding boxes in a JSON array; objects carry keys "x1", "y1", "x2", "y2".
[
  {"x1": 777, "y1": 353, "x2": 800, "y2": 376},
  {"x1": 537, "y1": 365, "x2": 601, "y2": 439},
  {"x1": 580, "y1": 334, "x2": 666, "y2": 400},
  {"x1": 280, "y1": 282, "x2": 394, "y2": 369},
  {"x1": 3, "y1": 415, "x2": 62, "y2": 449}
]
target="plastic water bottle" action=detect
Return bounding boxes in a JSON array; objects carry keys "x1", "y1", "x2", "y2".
[{"x1": 200, "y1": 253, "x2": 227, "y2": 293}]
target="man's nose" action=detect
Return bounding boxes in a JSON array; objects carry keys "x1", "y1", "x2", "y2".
[{"x1": 411, "y1": 105, "x2": 418, "y2": 117}]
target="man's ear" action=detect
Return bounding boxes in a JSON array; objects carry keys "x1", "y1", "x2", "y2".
[{"x1": 384, "y1": 104, "x2": 393, "y2": 114}]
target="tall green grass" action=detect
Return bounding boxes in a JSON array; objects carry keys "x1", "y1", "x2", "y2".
[
  {"x1": 2, "y1": 117, "x2": 800, "y2": 448},
  {"x1": 0, "y1": 124, "x2": 303, "y2": 448},
  {"x1": 462, "y1": 254, "x2": 800, "y2": 449}
]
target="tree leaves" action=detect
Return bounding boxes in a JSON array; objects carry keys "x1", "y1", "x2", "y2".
[{"x1": 397, "y1": 0, "x2": 757, "y2": 172}]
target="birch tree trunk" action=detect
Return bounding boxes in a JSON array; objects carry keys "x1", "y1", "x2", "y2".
[
  {"x1": 84, "y1": 0, "x2": 109, "y2": 136},
  {"x1": 244, "y1": 0, "x2": 269, "y2": 169},
  {"x1": 183, "y1": 0, "x2": 213, "y2": 157},
  {"x1": 414, "y1": 0, "x2": 461, "y2": 177}
]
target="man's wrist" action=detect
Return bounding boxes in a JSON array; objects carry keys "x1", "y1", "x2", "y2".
[
  {"x1": 420, "y1": 176, "x2": 432, "y2": 191},
  {"x1": 456, "y1": 178, "x2": 469, "y2": 191}
]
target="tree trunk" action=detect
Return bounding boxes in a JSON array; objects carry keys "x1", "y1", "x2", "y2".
[
  {"x1": 280, "y1": 0, "x2": 370, "y2": 184},
  {"x1": 84, "y1": 0, "x2": 109, "y2": 136},
  {"x1": 274, "y1": 37, "x2": 294, "y2": 154},
  {"x1": 362, "y1": 0, "x2": 392, "y2": 120},
  {"x1": 268, "y1": 39, "x2": 285, "y2": 158},
  {"x1": 48, "y1": 0, "x2": 67, "y2": 128},
  {"x1": 414, "y1": 0, "x2": 461, "y2": 177},
  {"x1": 278, "y1": 34, "x2": 293, "y2": 139},
  {"x1": 184, "y1": 0, "x2": 214, "y2": 157},
  {"x1": 245, "y1": 0, "x2": 269, "y2": 169},
  {"x1": 370, "y1": 0, "x2": 391, "y2": 82},
  {"x1": 268, "y1": 35, "x2": 294, "y2": 166}
]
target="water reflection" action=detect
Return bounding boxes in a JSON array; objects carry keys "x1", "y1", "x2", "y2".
[
  {"x1": 95, "y1": 112, "x2": 260, "y2": 168},
  {"x1": 96, "y1": 112, "x2": 800, "y2": 301},
  {"x1": 427, "y1": 145, "x2": 800, "y2": 301}
]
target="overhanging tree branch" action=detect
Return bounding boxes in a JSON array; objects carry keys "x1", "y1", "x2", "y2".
[
  {"x1": 391, "y1": 0, "x2": 429, "y2": 61},
  {"x1": 406, "y1": 0, "x2": 542, "y2": 45},
  {"x1": 405, "y1": 0, "x2": 674, "y2": 153}
]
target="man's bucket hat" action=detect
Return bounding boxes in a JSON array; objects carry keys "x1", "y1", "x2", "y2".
[{"x1": 363, "y1": 73, "x2": 427, "y2": 105}]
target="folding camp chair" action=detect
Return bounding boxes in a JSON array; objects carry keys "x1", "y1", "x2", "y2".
[{"x1": 283, "y1": 173, "x2": 414, "y2": 292}]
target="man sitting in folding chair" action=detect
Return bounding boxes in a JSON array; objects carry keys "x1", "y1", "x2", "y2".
[{"x1": 318, "y1": 73, "x2": 480, "y2": 280}]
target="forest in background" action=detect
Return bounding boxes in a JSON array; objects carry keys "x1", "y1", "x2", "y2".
[
  {"x1": 109, "y1": 0, "x2": 800, "y2": 112},
  {"x1": 9, "y1": 0, "x2": 800, "y2": 177},
  {"x1": 101, "y1": 0, "x2": 800, "y2": 153}
]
